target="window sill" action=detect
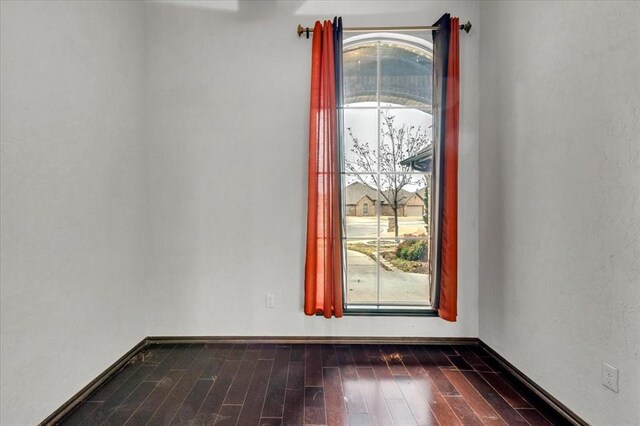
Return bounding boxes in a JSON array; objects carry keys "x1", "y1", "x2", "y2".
[{"x1": 341, "y1": 306, "x2": 438, "y2": 317}]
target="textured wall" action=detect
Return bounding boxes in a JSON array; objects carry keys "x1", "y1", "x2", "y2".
[
  {"x1": 478, "y1": 1, "x2": 640, "y2": 424},
  {"x1": 0, "y1": 2, "x2": 147, "y2": 424},
  {"x1": 144, "y1": 0, "x2": 480, "y2": 337}
]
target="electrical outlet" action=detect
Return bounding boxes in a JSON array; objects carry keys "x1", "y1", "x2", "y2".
[
  {"x1": 266, "y1": 294, "x2": 275, "y2": 308},
  {"x1": 602, "y1": 362, "x2": 618, "y2": 393}
]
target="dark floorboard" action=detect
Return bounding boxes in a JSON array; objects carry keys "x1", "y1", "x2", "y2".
[{"x1": 60, "y1": 344, "x2": 570, "y2": 426}]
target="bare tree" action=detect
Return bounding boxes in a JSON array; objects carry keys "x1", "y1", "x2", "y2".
[{"x1": 346, "y1": 110, "x2": 430, "y2": 237}]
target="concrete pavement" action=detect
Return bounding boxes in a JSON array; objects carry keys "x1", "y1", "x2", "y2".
[{"x1": 345, "y1": 249, "x2": 430, "y2": 305}]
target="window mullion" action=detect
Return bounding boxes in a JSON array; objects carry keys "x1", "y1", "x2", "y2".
[{"x1": 376, "y1": 40, "x2": 381, "y2": 308}]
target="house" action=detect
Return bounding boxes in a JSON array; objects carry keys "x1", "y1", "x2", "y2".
[
  {"x1": 345, "y1": 181, "x2": 426, "y2": 217},
  {"x1": 1, "y1": 1, "x2": 638, "y2": 426},
  {"x1": 403, "y1": 192, "x2": 425, "y2": 217},
  {"x1": 344, "y1": 181, "x2": 377, "y2": 216}
]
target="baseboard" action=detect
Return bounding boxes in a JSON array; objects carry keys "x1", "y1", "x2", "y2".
[
  {"x1": 478, "y1": 340, "x2": 588, "y2": 426},
  {"x1": 42, "y1": 336, "x2": 587, "y2": 426},
  {"x1": 146, "y1": 335, "x2": 479, "y2": 345},
  {"x1": 39, "y1": 337, "x2": 148, "y2": 425}
]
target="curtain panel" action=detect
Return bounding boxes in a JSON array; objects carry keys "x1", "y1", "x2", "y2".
[
  {"x1": 432, "y1": 14, "x2": 460, "y2": 322},
  {"x1": 304, "y1": 18, "x2": 343, "y2": 318}
]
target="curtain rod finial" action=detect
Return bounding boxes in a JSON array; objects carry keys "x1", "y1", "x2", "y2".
[
  {"x1": 460, "y1": 21, "x2": 472, "y2": 33},
  {"x1": 297, "y1": 24, "x2": 305, "y2": 37}
]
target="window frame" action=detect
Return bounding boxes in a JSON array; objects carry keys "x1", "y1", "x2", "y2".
[{"x1": 340, "y1": 32, "x2": 439, "y2": 316}]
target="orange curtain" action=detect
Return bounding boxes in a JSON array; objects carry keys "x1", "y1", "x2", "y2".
[
  {"x1": 438, "y1": 17, "x2": 460, "y2": 322},
  {"x1": 304, "y1": 21, "x2": 343, "y2": 318}
]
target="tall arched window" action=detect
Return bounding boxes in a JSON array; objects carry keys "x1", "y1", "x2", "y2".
[{"x1": 342, "y1": 34, "x2": 433, "y2": 312}]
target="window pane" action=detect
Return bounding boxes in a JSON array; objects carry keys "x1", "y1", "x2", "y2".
[
  {"x1": 379, "y1": 108, "x2": 432, "y2": 173},
  {"x1": 343, "y1": 43, "x2": 378, "y2": 105},
  {"x1": 378, "y1": 238, "x2": 430, "y2": 305},
  {"x1": 343, "y1": 174, "x2": 381, "y2": 239},
  {"x1": 345, "y1": 239, "x2": 378, "y2": 304},
  {"x1": 341, "y1": 35, "x2": 435, "y2": 311},
  {"x1": 378, "y1": 174, "x2": 431, "y2": 238},
  {"x1": 344, "y1": 108, "x2": 379, "y2": 173},
  {"x1": 380, "y1": 41, "x2": 432, "y2": 108}
]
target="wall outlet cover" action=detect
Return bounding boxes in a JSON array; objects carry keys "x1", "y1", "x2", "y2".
[
  {"x1": 602, "y1": 362, "x2": 619, "y2": 393},
  {"x1": 266, "y1": 294, "x2": 275, "y2": 308}
]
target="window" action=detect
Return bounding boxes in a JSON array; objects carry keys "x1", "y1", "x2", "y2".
[{"x1": 341, "y1": 33, "x2": 434, "y2": 313}]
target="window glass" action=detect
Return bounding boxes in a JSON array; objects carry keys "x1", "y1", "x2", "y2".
[{"x1": 342, "y1": 35, "x2": 433, "y2": 311}]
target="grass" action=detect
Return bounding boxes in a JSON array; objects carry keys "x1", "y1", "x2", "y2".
[
  {"x1": 382, "y1": 252, "x2": 427, "y2": 273},
  {"x1": 346, "y1": 242, "x2": 428, "y2": 274}
]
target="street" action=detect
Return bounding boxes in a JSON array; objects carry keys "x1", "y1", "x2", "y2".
[{"x1": 346, "y1": 216, "x2": 428, "y2": 238}]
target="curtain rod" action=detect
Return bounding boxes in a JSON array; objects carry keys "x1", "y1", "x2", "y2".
[{"x1": 296, "y1": 22, "x2": 471, "y2": 38}]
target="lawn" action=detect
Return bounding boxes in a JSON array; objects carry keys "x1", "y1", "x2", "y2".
[{"x1": 346, "y1": 241, "x2": 428, "y2": 274}]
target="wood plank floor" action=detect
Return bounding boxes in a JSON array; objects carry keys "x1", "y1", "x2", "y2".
[{"x1": 60, "y1": 344, "x2": 570, "y2": 425}]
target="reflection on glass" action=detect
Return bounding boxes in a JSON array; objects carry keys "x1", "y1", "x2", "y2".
[
  {"x1": 344, "y1": 43, "x2": 378, "y2": 104},
  {"x1": 378, "y1": 239, "x2": 430, "y2": 305},
  {"x1": 379, "y1": 107, "x2": 432, "y2": 173},
  {"x1": 380, "y1": 42, "x2": 432, "y2": 108}
]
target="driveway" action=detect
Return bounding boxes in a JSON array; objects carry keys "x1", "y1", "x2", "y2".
[{"x1": 345, "y1": 250, "x2": 430, "y2": 305}]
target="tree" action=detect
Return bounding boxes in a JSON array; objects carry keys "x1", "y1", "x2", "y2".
[
  {"x1": 420, "y1": 175, "x2": 430, "y2": 233},
  {"x1": 418, "y1": 175, "x2": 431, "y2": 273},
  {"x1": 346, "y1": 110, "x2": 430, "y2": 237}
]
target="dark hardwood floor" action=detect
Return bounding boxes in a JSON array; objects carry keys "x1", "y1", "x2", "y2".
[{"x1": 60, "y1": 343, "x2": 570, "y2": 425}]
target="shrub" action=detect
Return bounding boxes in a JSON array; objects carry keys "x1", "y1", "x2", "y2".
[{"x1": 395, "y1": 239, "x2": 427, "y2": 261}]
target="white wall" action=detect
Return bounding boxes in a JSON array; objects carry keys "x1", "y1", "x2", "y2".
[
  {"x1": 144, "y1": 0, "x2": 479, "y2": 338},
  {"x1": 478, "y1": 1, "x2": 640, "y2": 425},
  {"x1": 0, "y1": 2, "x2": 147, "y2": 424}
]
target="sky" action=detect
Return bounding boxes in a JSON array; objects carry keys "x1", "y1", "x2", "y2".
[{"x1": 343, "y1": 101, "x2": 432, "y2": 193}]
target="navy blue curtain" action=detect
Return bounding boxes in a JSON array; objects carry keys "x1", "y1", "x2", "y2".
[
  {"x1": 333, "y1": 17, "x2": 343, "y2": 107},
  {"x1": 431, "y1": 13, "x2": 451, "y2": 311},
  {"x1": 333, "y1": 17, "x2": 345, "y2": 272}
]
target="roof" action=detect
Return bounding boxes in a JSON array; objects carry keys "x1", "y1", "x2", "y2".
[
  {"x1": 345, "y1": 181, "x2": 377, "y2": 205},
  {"x1": 415, "y1": 187, "x2": 429, "y2": 199},
  {"x1": 400, "y1": 144, "x2": 433, "y2": 172},
  {"x1": 345, "y1": 182, "x2": 426, "y2": 206},
  {"x1": 381, "y1": 188, "x2": 414, "y2": 205}
]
